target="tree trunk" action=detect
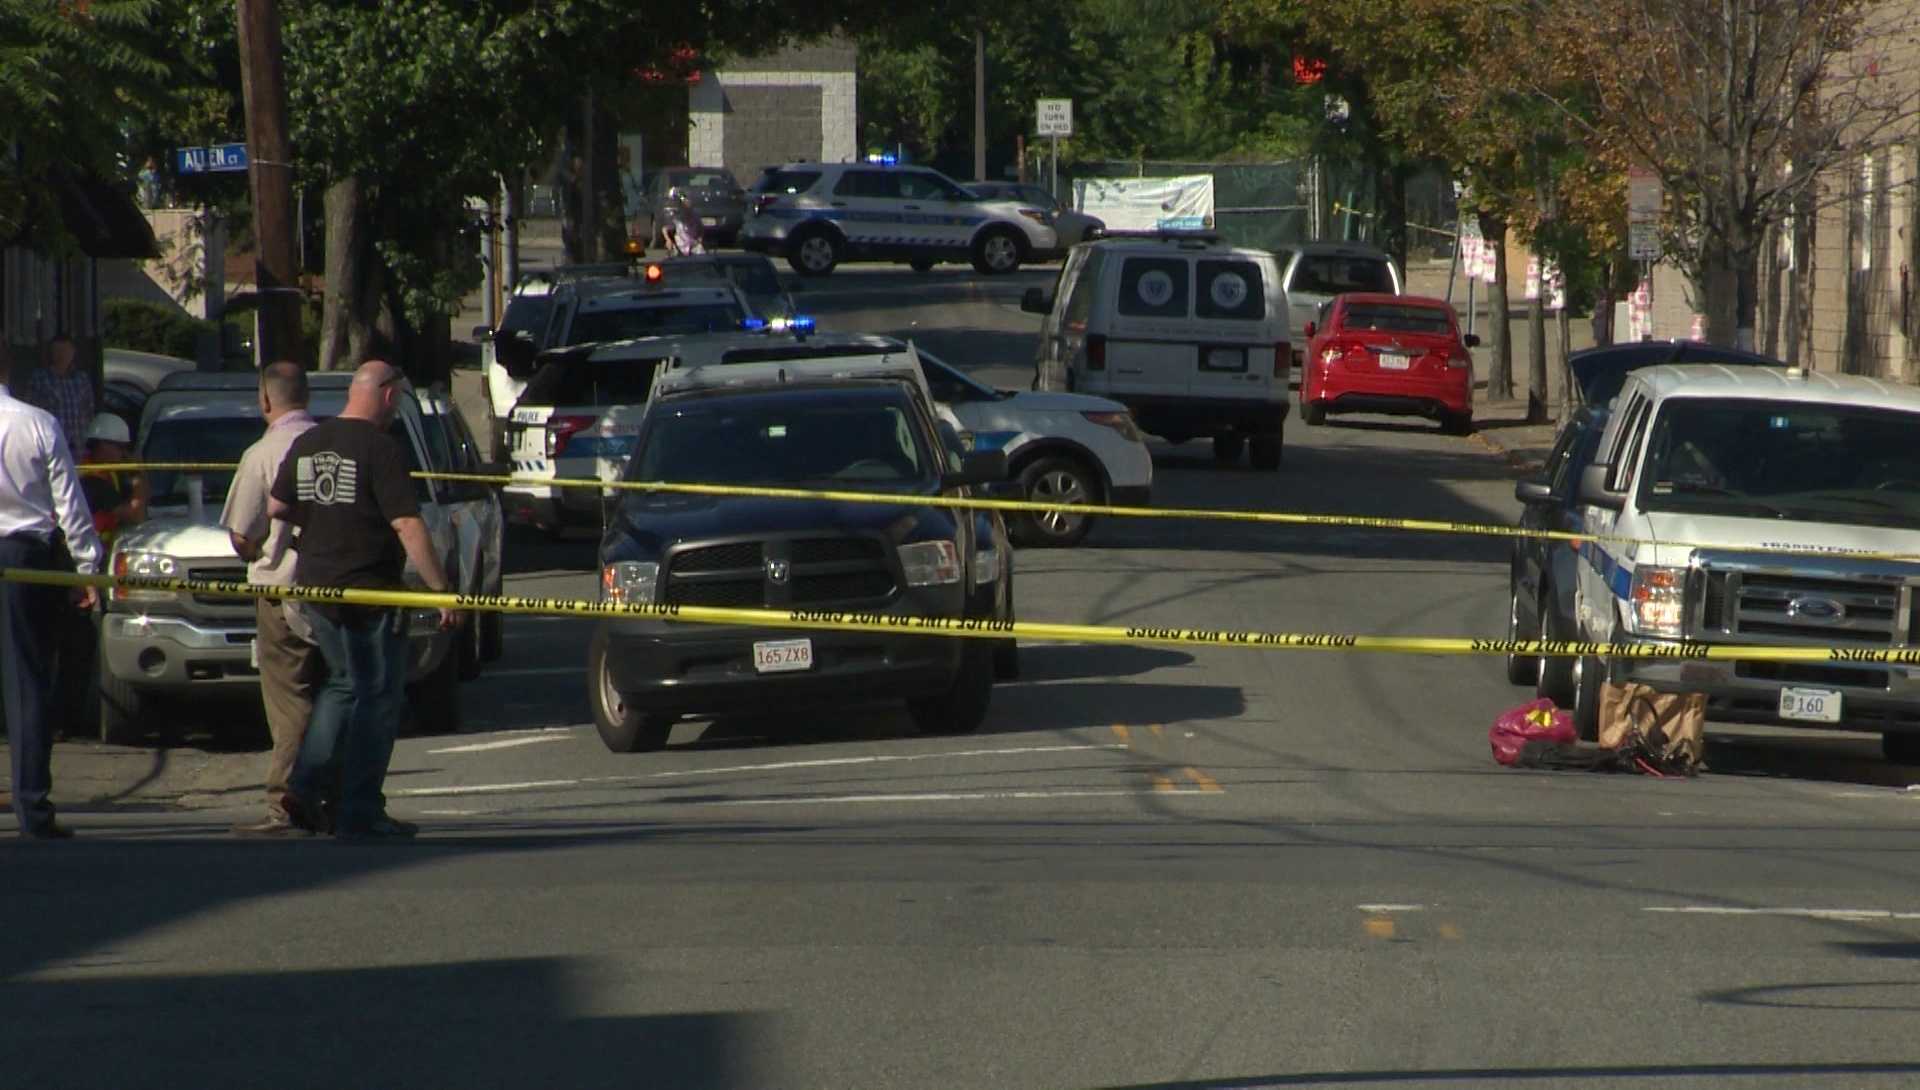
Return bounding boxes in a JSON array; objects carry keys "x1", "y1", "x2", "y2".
[
  {"x1": 1785, "y1": 191, "x2": 1816, "y2": 367},
  {"x1": 1484, "y1": 210, "x2": 1514, "y2": 401},
  {"x1": 503, "y1": 172, "x2": 522, "y2": 287},
  {"x1": 1556, "y1": 301, "x2": 1574, "y2": 418},
  {"x1": 1760, "y1": 225, "x2": 1783, "y2": 358},
  {"x1": 318, "y1": 176, "x2": 384, "y2": 372},
  {"x1": 1377, "y1": 162, "x2": 1408, "y2": 273},
  {"x1": 1526, "y1": 261, "x2": 1548, "y2": 423}
]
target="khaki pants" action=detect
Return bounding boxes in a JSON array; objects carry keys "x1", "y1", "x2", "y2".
[{"x1": 257, "y1": 597, "x2": 323, "y2": 816}]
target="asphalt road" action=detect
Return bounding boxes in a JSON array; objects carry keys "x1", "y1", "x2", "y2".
[{"x1": 5, "y1": 267, "x2": 1920, "y2": 1089}]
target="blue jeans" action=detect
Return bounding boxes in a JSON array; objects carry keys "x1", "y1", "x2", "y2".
[{"x1": 290, "y1": 606, "x2": 408, "y2": 832}]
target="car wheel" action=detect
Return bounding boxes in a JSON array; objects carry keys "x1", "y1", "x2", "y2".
[
  {"x1": 788, "y1": 229, "x2": 841, "y2": 276},
  {"x1": 971, "y1": 228, "x2": 1025, "y2": 275},
  {"x1": 98, "y1": 665, "x2": 146, "y2": 746},
  {"x1": 1504, "y1": 588, "x2": 1538, "y2": 686},
  {"x1": 1883, "y1": 732, "x2": 1920, "y2": 764},
  {"x1": 1212, "y1": 433, "x2": 1245, "y2": 465},
  {"x1": 909, "y1": 643, "x2": 994, "y2": 735},
  {"x1": 1248, "y1": 428, "x2": 1282, "y2": 471},
  {"x1": 1537, "y1": 599, "x2": 1576, "y2": 707},
  {"x1": 1443, "y1": 412, "x2": 1475, "y2": 436},
  {"x1": 1013, "y1": 455, "x2": 1096, "y2": 548},
  {"x1": 1571, "y1": 652, "x2": 1604, "y2": 743},
  {"x1": 1303, "y1": 401, "x2": 1327, "y2": 426},
  {"x1": 480, "y1": 608, "x2": 504, "y2": 663},
  {"x1": 909, "y1": 258, "x2": 936, "y2": 273},
  {"x1": 406, "y1": 640, "x2": 462, "y2": 736},
  {"x1": 589, "y1": 626, "x2": 673, "y2": 752},
  {"x1": 457, "y1": 611, "x2": 483, "y2": 681}
]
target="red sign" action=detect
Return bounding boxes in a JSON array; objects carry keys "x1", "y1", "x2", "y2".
[{"x1": 1293, "y1": 56, "x2": 1327, "y2": 85}]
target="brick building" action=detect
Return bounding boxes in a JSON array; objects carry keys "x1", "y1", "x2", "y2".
[{"x1": 687, "y1": 37, "x2": 857, "y2": 182}]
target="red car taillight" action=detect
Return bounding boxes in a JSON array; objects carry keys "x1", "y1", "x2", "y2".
[
  {"x1": 545, "y1": 414, "x2": 597, "y2": 459},
  {"x1": 1086, "y1": 334, "x2": 1107, "y2": 371},
  {"x1": 1447, "y1": 349, "x2": 1472, "y2": 368}
]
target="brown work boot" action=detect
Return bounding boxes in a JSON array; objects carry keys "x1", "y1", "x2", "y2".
[{"x1": 232, "y1": 810, "x2": 314, "y2": 838}]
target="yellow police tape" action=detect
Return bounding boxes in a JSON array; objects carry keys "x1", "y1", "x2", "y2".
[
  {"x1": 8, "y1": 566, "x2": 1911, "y2": 666},
  {"x1": 84, "y1": 462, "x2": 1920, "y2": 565}
]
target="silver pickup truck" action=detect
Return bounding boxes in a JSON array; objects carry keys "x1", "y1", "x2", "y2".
[{"x1": 96, "y1": 372, "x2": 503, "y2": 744}]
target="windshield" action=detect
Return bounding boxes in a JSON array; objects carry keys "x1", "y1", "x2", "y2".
[
  {"x1": 141, "y1": 417, "x2": 267, "y2": 508},
  {"x1": 632, "y1": 400, "x2": 929, "y2": 485},
  {"x1": 566, "y1": 302, "x2": 745, "y2": 345},
  {"x1": 1639, "y1": 398, "x2": 1920, "y2": 528},
  {"x1": 1341, "y1": 302, "x2": 1452, "y2": 335},
  {"x1": 1290, "y1": 255, "x2": 1395, "y2": 296},
  {"x1": 666, "y1": 170, "x2": 737, "y2": 192},
  {"x1": 500, "y1": 295, "x2": 553, "y2": 337}
]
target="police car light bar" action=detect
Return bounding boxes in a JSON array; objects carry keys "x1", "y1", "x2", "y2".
[{"x1": 739, "y1": 316, "x2": 817, "y2": 335}]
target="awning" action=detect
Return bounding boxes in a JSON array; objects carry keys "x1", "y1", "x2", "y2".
[{"x1": 56, "y1": 172, "x2": 159, "y2": 259}]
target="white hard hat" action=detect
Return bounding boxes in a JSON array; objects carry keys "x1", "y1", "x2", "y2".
[{"x1": 85, "y1": 413, "x2": 131, "y2": 446}]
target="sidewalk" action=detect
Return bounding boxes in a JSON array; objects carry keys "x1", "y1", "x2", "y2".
[{"x1": 1468, "y1": 398, "x2": 1563, "y2": 477}]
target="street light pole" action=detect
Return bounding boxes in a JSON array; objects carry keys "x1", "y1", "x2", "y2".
[{"x1": 974, "y1": 30, "x2": 987, "y2": 181}]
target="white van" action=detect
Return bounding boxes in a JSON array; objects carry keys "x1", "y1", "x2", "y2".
[
  {"x1": 1023, "y1": 233, "x2": 1292, "y2": 470},
  {"x1": 1569, "y1": 363, "x2": 1920, "y2": 763}
]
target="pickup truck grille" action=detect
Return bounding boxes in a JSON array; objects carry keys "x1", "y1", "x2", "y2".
[
  {"x1": 1695, "y1": 568, "x2": 1903, "y2": 646},
  {"x1": 663, "y1": 536, "x2": 895, "y2": 610},
  {"x1": 187, "y1": 565, "x2": 252, "y2": 610}
]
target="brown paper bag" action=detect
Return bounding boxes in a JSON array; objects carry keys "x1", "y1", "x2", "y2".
[{"x1": 1598, "y1": 680, "x2": 1706, "y2": 772}]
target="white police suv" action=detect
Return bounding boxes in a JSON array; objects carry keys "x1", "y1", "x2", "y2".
[{"x1": 741, "y1": 162, "x2": 1058, "y2": 277}]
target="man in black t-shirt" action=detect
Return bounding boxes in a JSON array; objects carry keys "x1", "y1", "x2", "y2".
[{"x1": 269, "y1": 359, "x2": 460, "y2": 840}]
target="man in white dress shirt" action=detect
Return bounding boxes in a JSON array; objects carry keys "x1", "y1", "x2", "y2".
[{"x1": 0, "y1": 338, "x2": 104, "y2": 838}]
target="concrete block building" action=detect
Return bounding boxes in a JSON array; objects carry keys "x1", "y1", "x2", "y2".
[{"x1": 688, "y1": 37, "x2": 857, "y2": 182}]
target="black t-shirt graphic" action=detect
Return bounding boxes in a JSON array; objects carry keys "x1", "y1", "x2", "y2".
[{"x1": 270, "y1": 417, "x2": 420, "y2": 590}]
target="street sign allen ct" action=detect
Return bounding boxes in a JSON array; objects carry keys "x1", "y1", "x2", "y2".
[{"x1": 175, "y1": 143, "x2": 250, "y2": 175}]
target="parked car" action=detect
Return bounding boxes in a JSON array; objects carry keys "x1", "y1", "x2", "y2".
[
  {"x1": 1299, "y1": 293, "x2": 1478, "y2": 434},
  {"x1": 633, "y1": 167, "x2": 749, "y2": 248},
  {"x1": 741, "y1": 162, "x2": 1058, "y2": 276},
  {"x1": 1564, "y1": 363, "x2": 1920, "y2": 763},
  {"x1": 654, "y1": 253, "x2": 799, "y2": 321},
  {"x1": 416, "y1": 387, "x2": 507, "y2": 675},
  {"x1": 474, "y1": 261, "x2": 630, "y2": 460},
  {"x1": 588, "y1": 362, "x2": 1015, "y2": 752},
  {"x1": 968, "y1": 182, "x2": 1104, "y2": 252},
  {"x1": 1506, "y1": 340, "x2": 1787, "y2": 705},
  {"x1": 1274, "y1": 242, "x2": 1403, "y2": 387},
  {"x1": 97, "y1": 372, "x2": 484, "y2": 742},
  {"x1": 1024, "y1": 231, "x2": 1293, "y2": 469}
]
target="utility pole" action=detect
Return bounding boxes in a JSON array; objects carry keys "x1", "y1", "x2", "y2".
[
  {"x1": 580, "y1": 89, "x2": 600, "y2": 263},
  {"x1": 973, "y1": 30, "x2": 987, "y2": 181},
  {"x1": 236, "y1": 0, "x2": 303, "y2": 368}
]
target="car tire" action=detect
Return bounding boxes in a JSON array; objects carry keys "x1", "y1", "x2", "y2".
[
  {"x1": 1248, "y1": 429, "x2": 1283, "y2": 471},
  {"x1": 1212, "y1": 433, "x2": 1245, "y2": 465},
  {"x1": 457, "y1": 611, "x2": 483, "y2": 681},
  {"x1": 1443, "y1": 412, "x2": 1475, "y2": 436},
  {"x1": 909, "y1": 258, "x2": 936, "y2": 273},
  {"x1": 971, "y1": 228, "x2": 1025, "y2": 275},
  {"x1": 1505, "y1": 588, "x2": 1537, "y2": 686},
  {"x1": 1303, "y1": 401, "x2": 1327, "y2": 426},
  {"x1": 1883, "y1": 732, "x2": 1920, "y2": 764},
  {"x1": 1571, "y1": 652, "x2": 1604, "y2": 743},
  {"x1": 406, "y1": 640, "x2": 462, "y2": 736},
  {"x1": 98, "y1": 665, "x2": 146, "y2": 746},
  {"x1": 480, "y1": 608, "x2": 504, "y2": 663},
  {"x1": 909, "y1": 643, "x2": 994, "y2": 735},
  {"x1": 1537, "y1": 599, "x2": 1577, "y2": 708},
  {"x1": 788, "y1": 228, "x2": 841, "y2": 276},
  {"x1": 1012, "y1": 455, "x2": 1097, "y2": 548},
  {"x1": 589, "y1": 626, "x2": 673, "y2": 753}
]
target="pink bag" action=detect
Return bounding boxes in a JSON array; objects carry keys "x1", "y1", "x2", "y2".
[{"x1": 1489, "y1": 699, "x2": 1577, "y2": 766}]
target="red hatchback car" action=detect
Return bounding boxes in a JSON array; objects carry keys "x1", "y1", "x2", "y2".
[{"x1": 1300, "y1": 293, "x2": 1479, "y2": 434}]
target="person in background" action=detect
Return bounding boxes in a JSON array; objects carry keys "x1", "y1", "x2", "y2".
[
  {"x1": 0, "y1": 337, "x2": 104, "y2": 838},
  {"x1": 77, "y1": 413, "x2": 147, "y2": 545},
  {"x1": 221, "y1": 362, "x2": 322, "y2": 837},
  {"x1": 270, "y1": 360, "x2": 459, "y2": 840},
  {"x1": 25, "y1": 335, "x2": 93, "y2": 458}
]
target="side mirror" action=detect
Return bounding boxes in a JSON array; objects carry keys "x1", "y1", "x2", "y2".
[
  {"x1": 1577, "y1": 463, "x2": 1625, "y2": 510},
  {"x1": 497, "y1": 335, "x2": 539, "y2": 379},
  {"x1": 1463, "y1": 333, "x2": 1482, "y2": 348},
  {"x1": 1020, "y1": 288, "x2": 1054, "y2": 315},
  {"x1": 946, "y1": 450, "x2": 1008, "y2": 489},
  {"x1": 1302, "y1": 320, "x2": 1316, "y2": 339},
  {"x1": 1514, "y1": 479, "x2": 1554, "y2": 505}
]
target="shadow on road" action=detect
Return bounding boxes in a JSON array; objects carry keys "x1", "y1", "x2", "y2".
[{"x1": 1092, "y1": 1060, "x2": 1920, "y2": 1088}]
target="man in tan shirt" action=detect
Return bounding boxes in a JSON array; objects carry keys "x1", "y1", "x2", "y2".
[{"x1": 221, "y1": 361, "x2": 322, "y2": 837}]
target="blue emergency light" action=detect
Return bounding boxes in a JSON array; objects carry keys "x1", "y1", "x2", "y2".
[{"x1": 741, "y1": 318, "x2": 768, "y2": 331}]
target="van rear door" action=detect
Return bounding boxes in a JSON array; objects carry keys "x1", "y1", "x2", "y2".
[
  {"x1": 1186, "y1": 257, "x2": 1281, "y2": 403},
  {"x1": 1105, "y1": 254, "x2": 1194, "y2": 402}
]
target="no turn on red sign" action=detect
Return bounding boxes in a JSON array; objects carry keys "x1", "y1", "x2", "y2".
[{"x1": 1037, "y1": 99, "x2": 1073, "y2": 137}]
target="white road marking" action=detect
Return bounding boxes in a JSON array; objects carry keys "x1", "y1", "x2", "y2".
[
  {"x1": 1644, "y1": 906, "x2": 1920, "y2": 921},
  {"x1": 428, "y1": 735, "x2": 573, "y2": 755},
  {"x1": 417, "y1": 809, "x2": 490, "y2": 816},
  {"x1": 1357, "y1": 904, "x2": 1425, "y2": 913},
  {"x1": 682, "y1": 788, "x2": 1224, "y2": 808},
  {"x1": 474, "y1": 667, "x2": 579, "y2": 679},
  {"x1": 392, "y1": 743, "x2": 1134, "y2": 798}
]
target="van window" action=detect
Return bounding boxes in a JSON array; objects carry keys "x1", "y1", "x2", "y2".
[
  {"x1": 1117, "y1": 256, "x2": 1189, "y2": 318},
  {"x1": 1195, "y1": 260, "x2": 1265, "y2": 320},
  {"x1": 1061, "y1": 249, "x2": 1106, "y2": 330},
  {"x1": 1607, "y1": 396, "x2": 1652, "y2": 493}
]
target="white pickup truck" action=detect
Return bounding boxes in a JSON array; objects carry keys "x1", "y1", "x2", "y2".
[{"x1": 1571, "y1": 364, "x2": 1920, "y2": 764}]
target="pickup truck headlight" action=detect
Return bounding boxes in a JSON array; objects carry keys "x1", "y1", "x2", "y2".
[
  {"x1": 1630, "y1": 565, "x2": 1687, "y2": 637},
  {"x1": 111, "y1": 550, "x2": 180, "y2": 603},
  {"x1": 900, "y1": 540, "x2": 961, "y2": 587},
  {"x1": 601, "y1": 561, "x2": 660, "y2": 604}
]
